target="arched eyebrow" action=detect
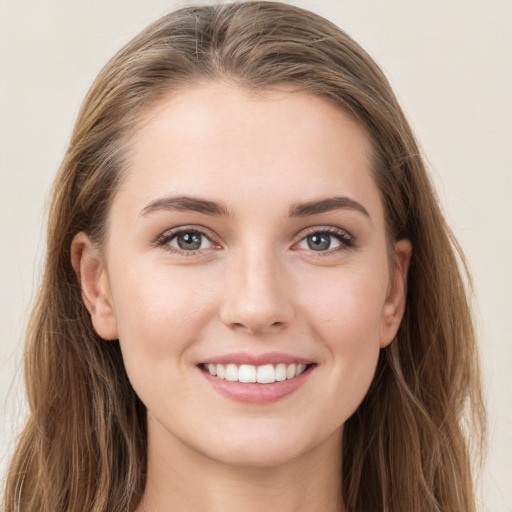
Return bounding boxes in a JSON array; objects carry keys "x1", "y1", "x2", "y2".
[
  {"x1": 141, "y1": 196, "x2": 232, "y2": 217},
  {"x1": 140, "y1": 195, "x2": 369, "y2": 219},
  {"x1": 288, "y1": 196, "x2": 369, "y2": 218}
]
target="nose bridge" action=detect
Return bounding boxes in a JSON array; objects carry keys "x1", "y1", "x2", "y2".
[{"x1": 220, "y1": 238, "x2": 294, "y2": 333}]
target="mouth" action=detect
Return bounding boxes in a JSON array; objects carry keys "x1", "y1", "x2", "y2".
[
  {"x1": 199, "y1": 362, "x2": 316, "y2": 384},
  {"x1": 198, "y1": 361, "x2": 316, "y2": 403}
]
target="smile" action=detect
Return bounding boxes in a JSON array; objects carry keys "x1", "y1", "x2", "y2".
[
  {"x1": 201, "y1": 362, "x2": 309, "y2": 384},
  {"x1": 198, "y1": 360, "x2": 316, "y2": 404}
]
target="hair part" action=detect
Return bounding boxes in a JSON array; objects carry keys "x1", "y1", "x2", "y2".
[{"x1": 4, "y1": 2, "x2": 485, "y2": 511}]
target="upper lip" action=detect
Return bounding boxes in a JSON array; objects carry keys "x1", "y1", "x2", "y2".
[{"x1": 199, "y1": 351, "x2": 315, "y2": 366}]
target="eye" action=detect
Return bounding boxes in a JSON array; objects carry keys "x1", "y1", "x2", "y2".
[
  {"x1": 157, "y1": 228, "x2": 216, "y2": 254},
  {"x1": 295, "y1": 228, "x2": 353, "y2": 254}
]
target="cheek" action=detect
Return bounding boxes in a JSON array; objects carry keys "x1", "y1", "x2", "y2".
[
  {"x1": 302, "y1": 263, "x2": 389, "y2": 342},
  {"x1": 107, "y1": 263, "x2": 221, "y2": 412},
  {"x1": 109, "y1": 262, "x2": 218, "y2": 361},
  {"x1": 298, "y1": 263, "x2": 388, "y2": 397}
]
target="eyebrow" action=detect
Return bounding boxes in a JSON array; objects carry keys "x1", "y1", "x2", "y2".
[
  {"x1": 140, "y1": 195, "x2": 369, "y2": 219},
  {"x1": 288, "y1": 196, "x2": 370, "y2": 218},
  {"x1": 141, "y1": 196, "x2": 232, "y2": 217}
]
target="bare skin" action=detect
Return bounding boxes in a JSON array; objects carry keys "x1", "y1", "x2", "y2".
[
  {"x1": 140, "y1": 422, "x2": 343, "y2": 512},
  {"x1": 72, "y1": 82, "x2": 411, "y2": 512}
]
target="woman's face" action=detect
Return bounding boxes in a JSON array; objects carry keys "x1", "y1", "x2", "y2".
[{"x1": 76, "y1": 82, "x2": 410, "y2": 468}]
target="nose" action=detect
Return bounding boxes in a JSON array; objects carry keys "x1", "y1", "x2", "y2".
[{"x1": 219, "y1": 245, "x2": 295, "y2": 335}]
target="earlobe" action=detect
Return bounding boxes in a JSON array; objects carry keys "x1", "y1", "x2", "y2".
[
  {"x1": 379, "y1": 238, "x2": 412, "y2": 348},
  {"x1": 70, "y1": 232, "x2": 118, "y2": 340}
]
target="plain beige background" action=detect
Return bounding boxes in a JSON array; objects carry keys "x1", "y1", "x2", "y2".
[{"x1": 1, "y1": 1, "x2": 510, "y2": 510}]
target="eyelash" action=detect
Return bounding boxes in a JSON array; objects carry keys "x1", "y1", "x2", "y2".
[
  {"x1": 155, "y1": 227, "x2": 218, "y2": 257},
  {"x1": 155, "y1": 226, "x2": 355, "y2": 258},
  {"x1": 297, "y1": 227, "x2": 354, "y2": 257}
]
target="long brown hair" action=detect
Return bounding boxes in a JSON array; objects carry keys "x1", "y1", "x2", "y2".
[{"x1": 4, "y1": 2, "x2": 485, "y2": 511}]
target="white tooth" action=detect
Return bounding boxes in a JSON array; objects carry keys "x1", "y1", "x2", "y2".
[
  {"x1": 296, "y1": 364, "x2": 306, "y2": 376},
  {"x1": 238, "y1": 364, "x2": 257, "y2": 383},
  {"x1": 216, "y1": 364, "x2": 225, "y2": 379},
  {"x1": 257, "y1": 364, "x2": 276, "y2": 384},
  {"x1": 207, "y1": 364, "x2": 217, "y2": 376},
  {"x1": 275, "y1": 363, "x2": 287, "y2": 381},
  {"x1": 225, "y1": 364, "x2": 238, "y2": 382},
  {"x1": 286, "y1": 364, "x2": 297, "y2": 379}
]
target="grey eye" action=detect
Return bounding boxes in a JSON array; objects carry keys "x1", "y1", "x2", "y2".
[
  {"x1": 308, "y1": 234, "x2": 330, "y2": 250},
  {"x1": 297, "y1": 232, "x2": 342, "y2": 251},
  {"x1": 170, "y1": 232, "x2": 212, "y2": 251}
]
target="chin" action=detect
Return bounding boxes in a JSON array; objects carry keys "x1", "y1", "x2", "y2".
[
  {"x1": 199, "y1": 425, "x2": 322, "y2": 469},
  {"x1": 208, "y1": 444, "x2": 306, "y2": 469}
]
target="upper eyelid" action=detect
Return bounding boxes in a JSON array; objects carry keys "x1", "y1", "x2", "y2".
[
  {"x1": 156, "y1": 225, "x2": 353, "y2": 252},
  {"x1": 157, "y1": 225, "x2": 217, "y2": 242},
  {"x1": 293, "y1": 227, "x2": 353, "y2": 249},
  {"x1": 155, "y1": 228, "x2": 219, "y2": 256},
  {"x1": 295, "y1": 226, "x2": 353, "y2": 244},
  {"x1": 158, "y1": 224, "x2": 351, "y2": 239}
]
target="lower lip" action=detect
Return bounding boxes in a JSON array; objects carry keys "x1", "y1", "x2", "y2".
[{"x1": 198, "y1": 365, "x2": 315, "y2": 404}]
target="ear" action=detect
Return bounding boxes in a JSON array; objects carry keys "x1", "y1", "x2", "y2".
[
  {"x1": 70, "y1": 232, "x2": 118, "y2": 340},
  {"x1": 379, "y1": 238, "x2": 412, "y2": 348}
]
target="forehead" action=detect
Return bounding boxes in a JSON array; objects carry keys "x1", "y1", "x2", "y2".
[{"x1": 114, "y1": 81, "x2": 383, "y2": 225}]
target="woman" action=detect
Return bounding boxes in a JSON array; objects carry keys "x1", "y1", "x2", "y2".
[{"x1": 3, "y1": 2, "x2": 485, "y2": 511}]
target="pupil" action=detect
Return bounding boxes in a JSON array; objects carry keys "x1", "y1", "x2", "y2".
[
  {"x1": 178, "y1": 232, "x2": 201, "y2": 250},
  {"x1": 308, "y1": 234, "x2": 330, "y2": 251}
]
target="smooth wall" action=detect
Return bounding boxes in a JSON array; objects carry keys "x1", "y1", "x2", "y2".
[{"x1": 1, "y1": 1, "x2": 510, "y2": 510}]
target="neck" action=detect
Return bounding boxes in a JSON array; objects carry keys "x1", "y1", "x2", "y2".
[{"x1": 137, "y1": 421, "x2": 344, "y2": 512}]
